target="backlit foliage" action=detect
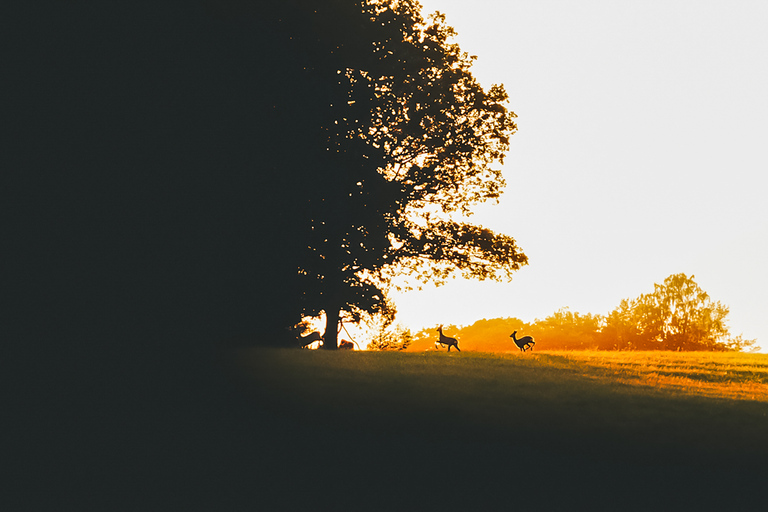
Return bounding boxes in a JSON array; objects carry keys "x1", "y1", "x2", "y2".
[
  {"x1": 288, "y1": 0, "x2": 527, "y2": 346},
  {"x1": 408, "y1": 274, "x2": 757, "y2": 352},
  {"x1": 603, "y1": 273, "x2": 750, "y2": 351},
  {"x1": 367, "y1": 323, "x2": 413, "y2": 351}
]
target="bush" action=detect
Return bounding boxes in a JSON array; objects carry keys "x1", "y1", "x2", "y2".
[{"x1": 367, "y1": 324, "x2": 413, "y2": 351}]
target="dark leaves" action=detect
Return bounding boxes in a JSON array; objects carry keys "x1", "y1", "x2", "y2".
[{"x1": 284, "y1": 0, "x2": 525, "y2": 326}]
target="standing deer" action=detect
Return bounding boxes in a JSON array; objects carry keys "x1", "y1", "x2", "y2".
[
  {"x1": 299, "y1": 331, "x2": 324, "y2": 349},
  {"x1": 510, "y1": 331, "x2": 535, "y2": 352},
  {"x1": 435, "y1": 325, "x2": 460, "y2": 352}
]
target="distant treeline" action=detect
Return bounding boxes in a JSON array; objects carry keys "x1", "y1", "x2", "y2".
[{"x1": 406, "y1": 274, "x2": 757, "y2": 352}]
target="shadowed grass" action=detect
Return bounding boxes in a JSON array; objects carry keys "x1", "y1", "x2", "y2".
[
  {"x1": 22, "y1": 348, "x2": 766, "y2": 510},
  {"x1": 220, "y1": 349, "x2": 768, "y2": 509},
  {"x1": 229, "y1": 349, "x2": 768, "y2": 463}
]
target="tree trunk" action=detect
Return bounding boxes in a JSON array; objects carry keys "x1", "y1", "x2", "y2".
[{"x1": 322, "y1": 303, "x2": 340, "y2": 350}]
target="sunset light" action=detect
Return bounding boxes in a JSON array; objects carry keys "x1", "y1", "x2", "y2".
[
  {"x1": 13, "y1": 2, "x2": 767, "y2": 509},
  {"x1": 391, "y1": 0, "x2": 768, "y2": 350}
]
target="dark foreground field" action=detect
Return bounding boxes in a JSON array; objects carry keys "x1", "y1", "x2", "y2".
[{"x1": 13, "y1": 349, "x2": 768, "y2": 510}]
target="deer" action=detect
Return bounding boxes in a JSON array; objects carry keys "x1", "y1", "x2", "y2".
[
  {"x1": 435, "y1": 325, "x2": 460, "y2": 352},
  {"x1": 299, "y1": 331, "x2": 324, "y2": 349},
  {"x1": 510, "y1": 330, "x2": 535, "y2": 352}
]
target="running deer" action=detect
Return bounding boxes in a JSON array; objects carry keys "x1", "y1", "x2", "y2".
[
  {"x1": 435, "y1": 325, "x2": 460, "y2": 352},
  {"x1": 510, "y1": 331, "x2": 535, "y2": 352}
]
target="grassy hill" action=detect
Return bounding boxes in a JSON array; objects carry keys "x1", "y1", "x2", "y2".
[
  {"x1": 19, "y1": 348, "x2": 767, "y2": 510},
  {"x1": 226, "y1": 349, "x2": 768, "y2": 510}
]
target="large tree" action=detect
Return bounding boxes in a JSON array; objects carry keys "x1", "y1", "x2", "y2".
[
  {"x1": 288, "y1": 0, "x2": 527, "y2": 348},
  {"x1": 5, "y1": 2, "x2": 334, "y2": 353}
]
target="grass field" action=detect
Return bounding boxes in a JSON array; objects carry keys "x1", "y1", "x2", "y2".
[
  {"x1": 537, "y1": 350, "x2": 768, "y2": 401},
  {"x1": 225, "y1": 349, "x2": 768, "y2": 510},
  {"x1": 20, "y1": 348, "x2": 768, "y2": 510}
]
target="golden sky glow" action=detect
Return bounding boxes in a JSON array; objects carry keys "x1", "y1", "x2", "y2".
[{"x1": 390, "y1": 0, "x2": 768, "y2": 350}]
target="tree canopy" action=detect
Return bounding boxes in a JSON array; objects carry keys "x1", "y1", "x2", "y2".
[
  {"x1": 286, "y1": 0, "x2": 527, "y2": 347},
  {"x1": 602, "y1": 273, "x2": 752, "y2": 351},
  {"x1": 6, "y1": 1, "x2": 527, "y2": 356}
]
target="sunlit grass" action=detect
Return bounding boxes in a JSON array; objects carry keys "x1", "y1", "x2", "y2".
[
  {"x1": 230, "y1": 348, "x2": 768, "y2": 405},
  {"x1": 228, "y1": 349, "x2": 768, "y2": 452},
  {"x1": 537, "y1": 350, "x2": 768, "y2": 401},
  {"x1": 222, "y1": 347, "x2": 768, "y2": 510},
  {"x1": 236, "y1": 348, "x2": 768, "y2": 404}
]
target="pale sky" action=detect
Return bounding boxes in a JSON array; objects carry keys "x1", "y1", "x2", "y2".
[{"x1": 388, "y1": 0, "x2": 768, "y2": 350}]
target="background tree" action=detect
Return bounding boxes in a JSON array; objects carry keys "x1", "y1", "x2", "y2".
[
  {"x1": 290, "y1": 0, "x2": 527, "y2": 348},
  {"x1": 601, "y1": 298, "x2": 650, "y2": 349},
  {"x1": 604, "y1": 273, "x2": 754, "y2": 351},
  {"x1": 653, "y1": 273, "x2": 729, "y2": 350},
  {"x1": 408, "y1": 318, "x2": 531, "y2": 352},
  {"x1": 528, "y1": 308, "x2": 603, "y2": 350},
  {"x1": 403, "y1": 274, "x2": 756, "y2": 352}
]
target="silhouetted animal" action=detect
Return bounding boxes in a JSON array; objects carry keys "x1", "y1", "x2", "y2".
[
  {"x1": 339, "y1": 340, "x2": 354, "y2": 350},
  {"x1": 510, "y1": 331, "x2": 535, "y2": 351},
  {"x1": 436, "y1": 325, "x2": 460, "y2": 352},
  {"x1": 299, "y1": 331, "x2": 324, "y2": 348}
]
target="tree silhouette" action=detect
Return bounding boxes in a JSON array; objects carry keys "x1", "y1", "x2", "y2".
[
  {"x1": 5, "y1": 3, "x2": 332, "y2": 354},
  {"x1": 530, "y1": 308, "x2": 603, "y2": 350},
  {"x1": 604, "y1": 273, "x2": 754, "y2": 351},
  {"x1": 288, "y1": 1, "x2": 527, "y2": 348},
  {"x1": 401, "y1": 275, "x2": 756, "y2": 352},
  {"x1": 5, "y1": 1, "x2": 527, "y2": 356}
]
